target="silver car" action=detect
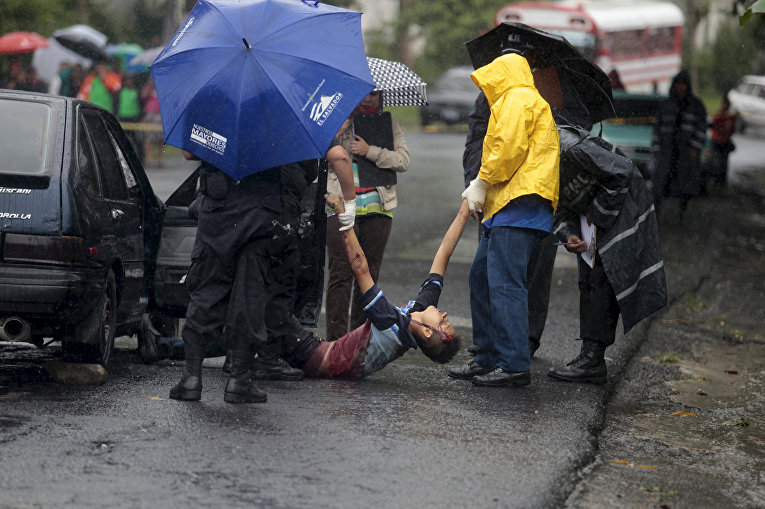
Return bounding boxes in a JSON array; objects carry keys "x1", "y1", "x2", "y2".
[{"x1": 728, "y1": 75, "x2": 765, "y2": 133}]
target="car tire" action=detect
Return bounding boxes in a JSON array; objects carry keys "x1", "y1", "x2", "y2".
[
  {"x1": 420, "y1": 107, "x2": 433, "y2": 127},
  {"x1": 62, "y1": 270, "x2": 117, "y2": 366}
]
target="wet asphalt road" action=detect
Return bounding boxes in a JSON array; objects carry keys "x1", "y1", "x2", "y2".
[{"x1": 0, "y1": 130, "x2": 760, "y2": 508}]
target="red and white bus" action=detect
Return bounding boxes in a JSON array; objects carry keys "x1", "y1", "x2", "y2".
[{"x1": 495, "y1": 0, "x2": 684, "y2": 94}]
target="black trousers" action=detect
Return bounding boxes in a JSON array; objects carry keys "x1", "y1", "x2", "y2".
[
  {"x1": 261, "y1": 215, "x2": 300, "y2": 357},
  {"x1": 182, "y1": 193, "x2": 277, "y2": 360},
  {"x1": 578, "y1": 253, "x2": 620, "y2": 347}
]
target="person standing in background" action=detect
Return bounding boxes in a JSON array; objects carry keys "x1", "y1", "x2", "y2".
[
  {"x1": 140, "y1": 75, "x2": 164, "y2": 168},
  {"x1": 708, "y1": 94, "x2": 737, "y2": 189},
  {"x1": 324, "y1": 90, "x2": 410, "y2": 341},
  {"x1": 651, "y1": 70, "x2": 707, "y2": 215},
  {"x1": 77, "y1": 58, "x2": 122, "y2": 113}
]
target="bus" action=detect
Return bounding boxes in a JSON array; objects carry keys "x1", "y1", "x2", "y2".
[{"x1": 494, "y1": 0, "x2": 684, "y2": 94}]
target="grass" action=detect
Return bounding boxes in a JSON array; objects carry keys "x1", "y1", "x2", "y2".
[{"x1": 656, "y1": 352, "x2": 680, "y2": 364}]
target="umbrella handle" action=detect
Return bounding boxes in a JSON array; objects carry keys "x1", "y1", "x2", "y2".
[{"x1": 302, "y1": 0, "x2": 319, "y2": 6}]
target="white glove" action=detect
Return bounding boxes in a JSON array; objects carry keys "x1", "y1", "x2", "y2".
[
  {"x1": 461, "y1": 178, "x2": 488, "y2": 212},
  {"x1": 338, "y1": 199, "x2": 356, "y2": 231}
]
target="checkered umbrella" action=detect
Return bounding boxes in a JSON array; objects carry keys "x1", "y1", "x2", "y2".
[{"x1": 367, "y1": 57, "x2": 428, "y2": 107}]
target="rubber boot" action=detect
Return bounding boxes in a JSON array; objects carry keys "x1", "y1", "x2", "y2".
[
  {"x1": 169, "y1": 352, "x2": 203, "y2": 401},
  {"x1": 547, "y1": 339, "x2": 607, "y2": 384},
  {"x1": 224, "y1": 348, "x2": 267, "y2": 404}
]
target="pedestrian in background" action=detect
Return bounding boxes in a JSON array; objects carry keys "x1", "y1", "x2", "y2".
[
  {"x1": 708, "y1": 94, "x2": 737, "y2": 188},
  {"x1": 77, "y1": 58, "x2": 122, "y2": 113},
  {"x1": 116, "y1": 73, "x2": 144, "y2": 159},
  {"x1": 324, "y1": 90, "x2": 410, "y2": 341},
  {"x1": 651, "y1": 70, "x2": 707, "y2": 215},
  {"x1": 449, "y1": 49, "x2": 559, "y2": 388},
  {"x1": 140, "y1": 75, "x2": 164, "y2": 168}
]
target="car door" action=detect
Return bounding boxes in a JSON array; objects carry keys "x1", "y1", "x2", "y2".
[{"x1": 80, "y1": 109, "x2": 145, "y2": 318}]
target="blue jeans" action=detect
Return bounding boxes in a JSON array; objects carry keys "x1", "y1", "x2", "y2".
[{"x1": 470, "y1": 226, "x2": 542, "y2": 372}]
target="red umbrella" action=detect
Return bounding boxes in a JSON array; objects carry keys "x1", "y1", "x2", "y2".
[{"x1": 0, "y1": 31, "x2": 50, "y2": 55}]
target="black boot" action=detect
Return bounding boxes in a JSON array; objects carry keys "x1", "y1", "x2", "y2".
[
  {"x1": 224, "y1": 349, "x2": 267, "y2": 404},
  {"x1": 251, "y1": 352, "x2": 304, "y2": 381},
  {"x1": 222, "y1": 349, "x2": 233, "y2": 374},
  {"x1": 547, "y1": 340, "x2": 607, "y2": 384},
  {"x1": 169, "y1": 353, "x2": 203, "y2": 401}
]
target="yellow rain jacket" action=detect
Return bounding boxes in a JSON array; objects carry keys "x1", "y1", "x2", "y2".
[{"x1": 471, "y1": 53, "x2": 560, "y2": 220}]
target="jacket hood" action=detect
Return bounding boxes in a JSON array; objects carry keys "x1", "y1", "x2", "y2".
[
  {"x1": 471, "y1": 53, "x2": 535, "y2": 105},
  {"x1": 670, "y1": 69, "x2": 693, "y2": 99}
]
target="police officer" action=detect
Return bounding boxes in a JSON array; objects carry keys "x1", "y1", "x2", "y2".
[{"x1": 169, "y1": 151, "x2": 283, "y2": 404}]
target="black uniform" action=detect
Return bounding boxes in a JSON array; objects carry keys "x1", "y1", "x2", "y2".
[
  {"x1": 261, "y1": 160, "x2": 320, "y2": 356},
  {"x1": 173, "y1": 161, "x2": 281, "y2": 401}
]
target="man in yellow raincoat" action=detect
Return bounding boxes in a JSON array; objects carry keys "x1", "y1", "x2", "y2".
[{"x1": 448, "y1": 50, "x2": 560, "y2": 387}]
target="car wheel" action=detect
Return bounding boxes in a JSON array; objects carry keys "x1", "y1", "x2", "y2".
[{"x1": 62, "y1": 270, "x2": 117, "y2": 366}]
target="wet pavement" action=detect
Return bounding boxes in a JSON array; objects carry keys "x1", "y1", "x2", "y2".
[{"x1": 0, "y1": 131, "x2": 763, "y2": 508}]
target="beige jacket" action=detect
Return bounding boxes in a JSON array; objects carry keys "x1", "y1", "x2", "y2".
[{"x1": 327, "y1": 115, "x2": 409, "y2": 211}]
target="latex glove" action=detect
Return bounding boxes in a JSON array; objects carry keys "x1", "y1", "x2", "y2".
[
  {"x1": 338, "y1": 199, "x2": 356, "y2": 231},
  {"x1": 461, "y1": 178, "x2": 488, "y2": 212}
]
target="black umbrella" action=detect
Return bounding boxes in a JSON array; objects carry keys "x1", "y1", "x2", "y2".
[
  {"x1": 465, "y1": 22, "x2": 615, "y2": 124},
  {"x1": 53, "y1": 25, "x2": 109, "y2": 61}
]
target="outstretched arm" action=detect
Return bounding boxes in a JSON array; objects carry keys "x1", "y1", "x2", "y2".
[
  {"x1": 325, "y1": 194, "x2": 374, "y2": 294},
  {"x1": 429, "y1": 199, "x2": 471, "y2": 277}
]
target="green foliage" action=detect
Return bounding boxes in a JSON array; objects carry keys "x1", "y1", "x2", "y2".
[
  {"x1": 0, "y1": 0, "x2": 82, "y2": 37},
  {"x1": 697, "y1": 19, "x2": 763, "y2": 96},
  {"x1": 404, "y1": 0, "x2": 503, "y2": 84}
]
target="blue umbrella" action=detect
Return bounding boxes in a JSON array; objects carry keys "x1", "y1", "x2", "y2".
[{"x1": 150, "y1": 0, "x2": 375, "y2": 180}]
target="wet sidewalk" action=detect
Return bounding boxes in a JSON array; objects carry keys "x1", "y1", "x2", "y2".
[{"x1": 567, "y1": 155, "x2": 765, "y2": 507}]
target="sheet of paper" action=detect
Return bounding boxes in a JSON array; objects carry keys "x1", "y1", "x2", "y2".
[{"x1": 580, "y1": 214, "x2": 597, "y2": 268}]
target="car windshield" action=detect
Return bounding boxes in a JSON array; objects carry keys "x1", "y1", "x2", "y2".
[{"x1": 0, "y1": 99, "x2": 54, "y2": 175}]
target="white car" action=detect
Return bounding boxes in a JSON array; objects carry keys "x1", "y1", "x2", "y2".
[{"x1": 728, "y1": 75, "x2": 765, "y2": 133}]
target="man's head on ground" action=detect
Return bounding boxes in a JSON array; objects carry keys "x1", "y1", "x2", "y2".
[{"x1": 409, "y1": 306, "x2": 461, "y2": 364}]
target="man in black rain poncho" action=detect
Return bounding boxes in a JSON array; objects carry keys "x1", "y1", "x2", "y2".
[{"x1": 548, "y1": 127, "x2": 667, "y2": 383}]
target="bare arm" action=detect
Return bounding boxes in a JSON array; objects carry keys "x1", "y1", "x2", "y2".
[
  {"x1": 429, "y1": 199, "x2": 471, "y2": 277},
  {"x1": 325, "y1": 194, "x2": 374, "y2": 293},
  {"x1": 326, "y1": 144, "x2": 355, "y2": 201}
]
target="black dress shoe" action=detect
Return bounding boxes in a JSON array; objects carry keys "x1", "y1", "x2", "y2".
[
  {"x1": 466, "y1": 345, "x2": 479, "y2": 356},
  {"x1": 448, "y1": 360, "x2": 495, "y2": 380},
  {"x1": 251, "y1": 354, "x2": 305, "y2": 381},
  {"x1": 472, "y1": 368, "x2": 530, "y2": 387}
]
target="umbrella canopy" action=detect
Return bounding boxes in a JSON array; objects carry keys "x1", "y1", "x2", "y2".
[
  {"x1": 53, "y1": 24, "x2": 108, "y2": 61},
  {"x1": 367, "y1": 57, "x2": 427, "y2": 107},
  {"x1": 128, "y1": 46, "x2": 164, "y2": 70},
  {"x1": 151, "y1": 0, "x2": 375, "y2": 180},
  {"x1": 107, "y1": 42, "x2": 144, "y2": 72},
  {"x1": 0, "y1": 31, "x2": 49, "y2": 55},
  {"x1": 466, "y1": 22, "x2": 615, "y2": 124}
]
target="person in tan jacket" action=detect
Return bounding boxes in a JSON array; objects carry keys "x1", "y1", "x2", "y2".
[{"x1": 325, "y1": 90, "x2": 410, "y2": 341}]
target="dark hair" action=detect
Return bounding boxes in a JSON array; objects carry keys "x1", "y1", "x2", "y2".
[{"x1": 411, "y1": 321, "x2": 461, "y2": 364}]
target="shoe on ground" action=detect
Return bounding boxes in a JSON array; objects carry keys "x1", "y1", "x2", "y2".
[
  {"x1": 169, "y1": 375, "x2": 202, "y2": 401},
  {"x1": 448, "y1": 360, "x2": 495, "y2": 380},
  {"x1": 251, "y1": 354, "x2": 305, "y2": 381},
  {"x1": 547, "y1": 342, "x2": 607, "y2": 384},
  {"x1": 472, "y1": 368, "x2": 530, "y2": 387},
  {"x1": 466, "y1": 345, "x2": 479, "y2": 356},
  {"x1": 224, "y1": 378, "x2": 267, "y2": 404}
]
